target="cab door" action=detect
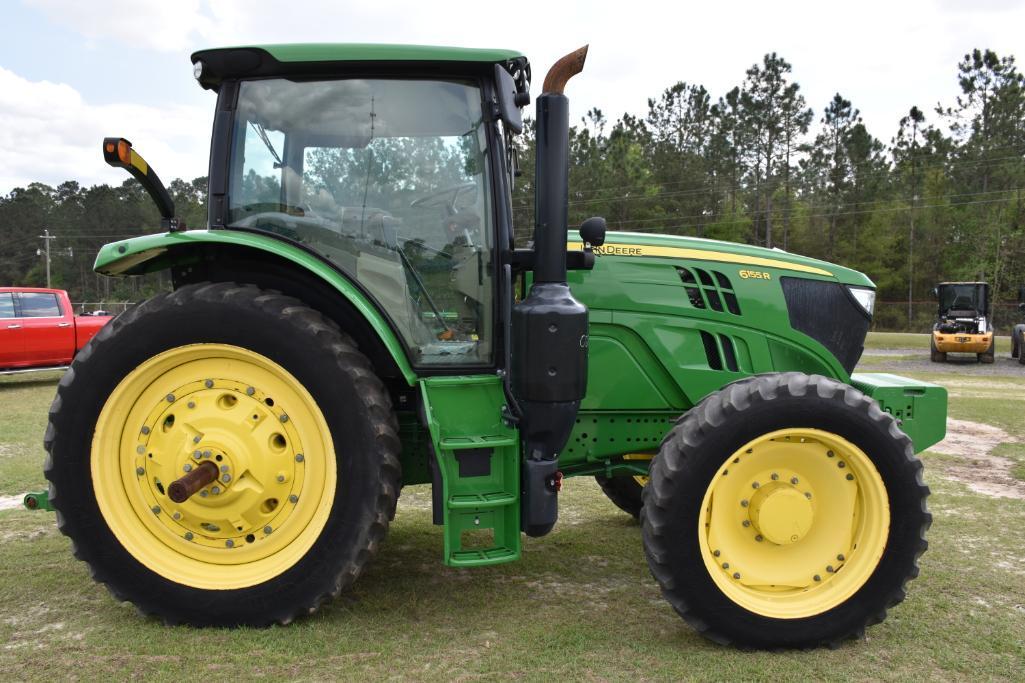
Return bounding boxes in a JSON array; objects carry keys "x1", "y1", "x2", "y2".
[
  {"x1": 16, "y1": 291, "x2": 74, "y2": 366},
  {"x1": 0, "y1": 292, "x2": 21, "y2": 367}
]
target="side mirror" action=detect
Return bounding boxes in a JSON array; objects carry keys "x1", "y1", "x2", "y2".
[
  {"x1": 103, "y1": 137, "x2": 178, "y2": 226},
  {"x1": 579, "y1": 216, "x2": 607, "y2": 248},
  {"x1": 930, "y1": 287, "x2": 939, "y2": 299},
  {"x1": 494, "y1": 65, "x2": 524, "y2": 134},
  {"x1": 1019, "y1": 303, "x2": 1025, "y2": 312}
]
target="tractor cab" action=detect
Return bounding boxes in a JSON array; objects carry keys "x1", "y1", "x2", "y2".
[{"x1": 931, "y1": 281, "x2": 994, "y2": 362}]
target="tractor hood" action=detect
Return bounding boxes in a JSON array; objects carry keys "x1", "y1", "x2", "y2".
[{"x1": 580, "y1": 231, "x2": 874, "y2": 288}]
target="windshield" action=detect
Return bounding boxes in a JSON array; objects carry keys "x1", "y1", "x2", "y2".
[
  {"x1": 228, "y1": 77, "x2": 494, "y2": 367},
  {"x1": 939, "y1": 284, "x2": 987, "y2": 315}
]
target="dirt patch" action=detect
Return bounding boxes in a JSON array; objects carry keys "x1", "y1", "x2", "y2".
[
  {"x1": 931, "y1": 419, "x2": 1025, "y2": 500},
  {"x1": 0, "y1": 494, "x2": 24, "y2": 511}
]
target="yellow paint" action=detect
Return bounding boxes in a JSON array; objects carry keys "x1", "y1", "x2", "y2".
[
  {"x1": 698, "y1": 428, "x2": 889, "y2": 619},
  {"x1": 932, "y1": 330, "x2": 993, "y2": 353},
  {"x1": 91, "y1": 344, "x2": 337, "y2": 590},
  {"x1": 623, "y1": 452, "x2": 653, "y2": 487},
  {"x1": 568, "y1": 241, "x2": 833, "y2": 277},
  {"x1": 129, "y1": 149, "x2": 149, "y2": 175}
]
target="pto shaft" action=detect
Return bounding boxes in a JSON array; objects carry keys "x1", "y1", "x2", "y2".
[{"x1": 168, "y1": 461, "x2": 219, "y2": 503}]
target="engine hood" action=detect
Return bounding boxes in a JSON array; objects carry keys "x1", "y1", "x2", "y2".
[{"x1": 583, "y1": 231, "x2": 874, "y2": 289}]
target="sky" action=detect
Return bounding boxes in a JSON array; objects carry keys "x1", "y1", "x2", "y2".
[{"x1": 2, "y1": 0, "x2": 1025, "y2": 194}]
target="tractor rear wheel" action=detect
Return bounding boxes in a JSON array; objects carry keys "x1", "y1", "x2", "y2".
[
  {"x1": 930, "y1": 337, "x2": 946, "y2": 363},
  {"x1": 978, "y1": 339, "x2": 995, "y2": 364},
  {"x1": 44, "y1": 283, "x2": 401, "y2": 626},
  {"x1": 641, "y1": 373, "x2": 930, "y2": 649}
]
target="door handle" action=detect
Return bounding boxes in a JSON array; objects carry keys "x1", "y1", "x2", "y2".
[
  {"x1": 7, "y1": 324, "x2": 21, "y2": 329},
  {"x1": 57, "y1": 322, "x2": 72, "y2": 327}
]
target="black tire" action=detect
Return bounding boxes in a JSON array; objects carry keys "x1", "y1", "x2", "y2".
[
  {"x1": 930, "y1": 336, "x2": 946, "y2": 363},
  {"x1": 641, "y1": 373, "x2": 930, "y2": 649},
  {"x1": 978, "y1": 339, "x2": 995, "y2": 364},
  {"x1": 595, "y1": 474, "x2": 645, "y2": 519},
  {"x1": 1012, "y1": 337, "x2": 1020, "y2": 359},
  {"x1": 44, "y1": 283, "x2": 401, "y2": 626}
]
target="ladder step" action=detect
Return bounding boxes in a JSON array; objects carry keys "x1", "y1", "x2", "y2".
[
  {"x1": 449, "y1": 547, "x2": 519, "y2": 567},
  {"x1": 439, "y1": 436, "x2": 517, "y2": 450},
  {"x1": 448, "y1": 492, "x2": 517, "y2": 509}
]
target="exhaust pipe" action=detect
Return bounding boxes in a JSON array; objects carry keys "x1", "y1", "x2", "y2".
[{"x1": 512, "y1": 46, "x2": 590, "y2": 537}]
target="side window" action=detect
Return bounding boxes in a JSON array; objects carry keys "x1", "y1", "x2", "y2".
[
  {"x1": 19, "y1": 293, "x2": 62, "y2": 318},
  {"x1": 236, "y1": 124, "x2": 285, "y2": 209},
  {"x1": 0, "y1": 293, "x2": 13, "y2": 318}
]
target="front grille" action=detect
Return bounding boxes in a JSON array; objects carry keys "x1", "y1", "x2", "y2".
[{"x1": 780, "y1": 277, "x2": 870, "y2": 374}]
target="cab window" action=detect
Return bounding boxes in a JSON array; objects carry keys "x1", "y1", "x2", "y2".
[
  {"x1": 18, "y1": 292, "x2": 62, "y2": 318},
  {"x1": 228, "y1": 77, "x2": 494, "y2": 367},
  {"x1": 0, "y1": 293, "x2": 13, "y2": 318}
]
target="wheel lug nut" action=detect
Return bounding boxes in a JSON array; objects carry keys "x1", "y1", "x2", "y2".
[
  {"x1": 246, "y1": 386, "x2": 255, "y2": 396},
  {"x1": 837, "y1": 554, "x2": 845, "y2": 561},
  {"x1": 826, "y1": 565, "x2": 835, "y2": 573},
  {"x1": 289, "y1": 494, "x2": 299, "y2": 503},
  {"x1": 846, "y1": 474, "x2": 854, "y2": 481},
  {"x1": 141, "y1": 426, "x2": 151, "y2": 435},
  {"x1": 277, "y1": 474, "x2": 286, "y2": 483},
  {"x1": 187, "y1": 401, "x2": 196, "y2": 409},
  {"x1": 813, "y1": 574, "x2": 821, "y2": 582},
  {"x1": 136, "y1": 445, "x2": 145, "y2": 454},
  {"x1": 184, "y1": 532, "x2": 194, "y2": 541},
  {"x1": 151, "y1": 506, "x2": 161, "y2": 515},
  {"x1": 193, "y1": 450, "x2": 201, "y2": 458},
  {"x1": 838, "y1": 461, "x2": 846, "y2": 468},
  {"x1": 200, "y1": 490, "x2": 209, "y2": 498},
  {"x1": 826, "y1": 450, "x2": 835, "y2": 458},
  {"x1": 805, "y1": 492, "x2": 812, "y2": 499},
  {"x1": 280, "y1": 414, "x2": 289, "y2": 423},
  {"x1": 193, "y1": 436, "x2": 202, "y2": 444},
  {"x1": 713, "y1": 549, "x2": 721, "y2": 557},
  {"x1": 790, "y1": 477, "x2": 799, "y2": 485},
  {"x1": 204, "y1": 379, "x2": 213, "y2": 388},
  {"x1": 183, "y1": 463, "x2": 193, "y2": 472},
  {"x1": 221, "y1": 474, "x2": 231, "y2": 483},
  {"x1": 751, "y1": 482, "x2": 760, "y2": 489},
  {"x1": 295, "y1": 454, "x2": 304, "y2": 463},
  {"x1": 211, "y1": 486, "x2": 221, "y2": 495},
  {"x1": 771, "y1": 473, "x2": 779, "y2": 480},
  {"x1": 722, "y1": 562, "x2": 730, "y2": 569},
  {"x1": 755, "y1": 535, "x2": 763, "y2": 542},
  {"x1": 225, "y1": 539, "x2": 234, "y2": 548},
  {"x1": 742, "y1": 520, "x2": 751, "y2": 527},
  {"x1": 220, "y1": 465, "x2": 229, "y2": 473},
  {"x1": 733, "y1": 572, "x2": 741, "y2": 580},
  {"x1": 166, "y1": 394, "x2": 175, "y2": 402},
  {"x1": 136, "y1": 467, "x2": 145, "y2": 476},
  {"x1": 173, "y1": 512, "x2": 181, "y2": 520},
  {"x1": 740, "y1": 500, "x2": 749, "y2": 507},
  {"x1": 203, "y1": 450, "x2": 212, "y2": 458},
  {"x1": 264, "y1": 526, "x2": 273, "y2": 535}
]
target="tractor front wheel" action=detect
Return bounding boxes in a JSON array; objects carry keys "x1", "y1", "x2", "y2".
[
  {"x1": 930, "y1": 337, "x2": 946, "y2": 363},
  {"x1": 641, "y1": 373, "x2": 930, "y2": 649},
  {"x1": 979, "y1": 339, "x2": 995, "y2": 364},
  {"x1": 45, "y1": 283, "x2": 401, "y2": 626}
]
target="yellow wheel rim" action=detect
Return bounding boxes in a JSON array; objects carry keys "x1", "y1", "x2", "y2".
[
  {"x1": 623, "y1": 453, "x2": 653, "y2": 487},
  {"x1": 91, "y1": 344, "x2": 337, "y2": 590},
  {"x1": 698, "y1": 428, "x2": 889, "y2": 619}
]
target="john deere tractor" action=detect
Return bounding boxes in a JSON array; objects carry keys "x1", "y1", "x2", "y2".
[
  {"x1": 39, "y1": 44, "x2": 947, "y2": 649},
  {"x1": 930, "y1": 281, "x2": 994, "y2": 363}
]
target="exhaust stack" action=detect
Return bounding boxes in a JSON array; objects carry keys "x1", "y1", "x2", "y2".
[{"x1": 512, "y1": 46, "x2": 590, "y2": 537}]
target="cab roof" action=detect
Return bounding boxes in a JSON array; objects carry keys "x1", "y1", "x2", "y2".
[{"x1": 191, "y1": 43, "x2": 526, "y2": 90}]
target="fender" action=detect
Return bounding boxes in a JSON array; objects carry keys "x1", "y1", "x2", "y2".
[{"x1": 94, "y1": 229, "x2": 417, "y2": 385}]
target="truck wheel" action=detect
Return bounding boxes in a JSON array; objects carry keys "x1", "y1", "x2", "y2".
[
  {"x1": 44, "y1": 283, "x2": 401, "y2": 626},
  {"x1": 1012, "y1": 336, "x2": 1020, "y2": 359},
  {"x1": 930, "y1": 337, "x2": 946, "y2": 363},
  {"x1": 978, "y1": 339, "x2": 995, "y2": 364},
  {"x1": 595, "y1": 467, "x2": 650, "y2": 520},
  {"x1": 641, "y1": 373, "x2": 930, "y2": 649}
]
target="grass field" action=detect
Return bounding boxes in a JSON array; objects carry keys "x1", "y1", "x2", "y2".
[{"x1": 2, "y1": 334, "x2": 1024, "y2": 680}]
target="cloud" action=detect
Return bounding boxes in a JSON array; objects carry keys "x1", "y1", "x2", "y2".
[
  {"x1": 0, "y1": 66, "x2": 210, "y2": 192},
  {"x1": 24, "y1": 0, "x2": 213, "y2": 52}
]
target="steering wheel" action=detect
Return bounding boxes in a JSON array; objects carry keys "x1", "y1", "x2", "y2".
[{"x1": 409, "y1": 182, "x2": 476, "y2": 212}]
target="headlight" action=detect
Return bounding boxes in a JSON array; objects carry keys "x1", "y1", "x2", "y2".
[
  {"x1": 848, "y1": 287, "x2": 876, "y2": 316},
  {"x1": 193, "y1": 60, "x2": 204, "y2": 80}
]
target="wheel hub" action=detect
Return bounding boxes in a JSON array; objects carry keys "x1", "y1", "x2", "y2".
[{"x1": 748, "y1": 483, "x2": 813, "y2": 545}]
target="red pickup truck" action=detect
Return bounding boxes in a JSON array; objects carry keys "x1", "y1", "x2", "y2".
[{"x1": 0, "y1": 288, "x2": 112, "y2": 372}]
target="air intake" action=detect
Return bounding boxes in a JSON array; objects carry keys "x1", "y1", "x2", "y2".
[{"x1": 677, "y1": 267, "x2": 741, "y2": 315}]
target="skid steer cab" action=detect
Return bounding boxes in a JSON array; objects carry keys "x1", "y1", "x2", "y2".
[
  {"x1": 930, "y1": 281, "x2": 994, "y2": 363},
  {"x1": 41, "y1": 43, "x2": 947, "y2": 650}
]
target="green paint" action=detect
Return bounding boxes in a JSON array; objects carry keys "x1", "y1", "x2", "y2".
[
  {"x1": 419, "y1": 375, "x2": 520, "y2": 567},
  {"x1": 23, "y1": 490, "x2": 53, "y2": 512},
  {"x1": 93, "y1": 230, "x2": 417, "y2": 385},
  {"x1": 254, "y1": 43, "x2": 524, "y2": 64},
  {"x1": 851, "y1": 373, "x2": 949, "y2": 452}
]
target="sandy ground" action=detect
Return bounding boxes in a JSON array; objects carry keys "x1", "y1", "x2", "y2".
[
  {"x1": 0, "y1": 494, "x2": 25, "y2": 511},
  {"x1": 931, "y1": 419, "x2": 1024, "y2": 500}
]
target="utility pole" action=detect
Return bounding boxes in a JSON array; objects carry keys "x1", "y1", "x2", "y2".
[{"x1": 39, "y1": 229, "x2": 57, "y2": 288}]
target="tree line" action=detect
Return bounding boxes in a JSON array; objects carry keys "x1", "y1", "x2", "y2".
[{"x1": 1, "y1": 48, "x2": 1022, "y2": 330}]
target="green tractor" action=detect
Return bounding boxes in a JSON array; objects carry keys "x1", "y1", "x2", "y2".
[{"x1": 41, "y1": 44, "x2": 946, "y2": 649}]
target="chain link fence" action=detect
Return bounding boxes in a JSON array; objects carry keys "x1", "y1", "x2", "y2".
[{"x1": 73, "y1": 302, "x2": 133, "y2": 316}]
